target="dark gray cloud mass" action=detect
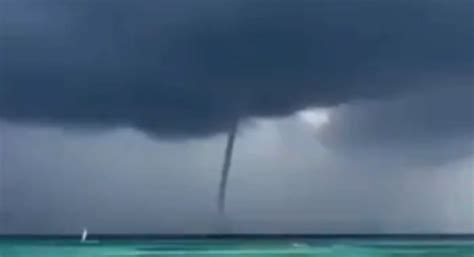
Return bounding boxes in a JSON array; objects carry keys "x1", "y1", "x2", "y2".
[
  {"x1": 1, "y1": 0, "x2": 473, "y2": 137},
  {"x1": 322, "y1": 85, "x2": 474, "y2": 144},
  {"x1": 319, "y1": 84, "x2": 474, "y2": 165}
]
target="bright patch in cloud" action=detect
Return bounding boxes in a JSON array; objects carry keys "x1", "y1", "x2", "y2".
[{"x1": 297, "y1": 108, "x2": 330, "y2": 129}]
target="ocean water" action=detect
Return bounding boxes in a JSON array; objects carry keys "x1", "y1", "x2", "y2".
[{"x1": 0, "y1": 238, "x2": 473, "y2": 257}]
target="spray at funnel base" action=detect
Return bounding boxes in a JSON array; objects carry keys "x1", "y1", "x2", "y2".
[{"x1": 217, "y1": 122, "x2": 238, "y2": 213}]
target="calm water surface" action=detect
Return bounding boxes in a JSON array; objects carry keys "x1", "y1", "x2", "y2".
[{"x1": 0, "y1": 238, "x2": 473, "y2": 256}]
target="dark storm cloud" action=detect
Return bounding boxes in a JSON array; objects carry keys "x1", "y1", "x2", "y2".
[
  {"x1": 318, "y1": 84, "x2": 474, "y2": 166},
  {"x1": 1, "y1": 0, "x2": 473, "y2": 137},
  {"x1": 321, "y1": 86, "x2": 474, "y2": 144}
]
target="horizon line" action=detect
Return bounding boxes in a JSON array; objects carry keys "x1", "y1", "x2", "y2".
[{"x1": 1, "y1": 233, "x2": 473, "y2": 240}]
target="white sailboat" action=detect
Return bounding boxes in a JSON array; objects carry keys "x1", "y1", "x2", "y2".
[
  {"x1": 80, "y1": 228, "x2": 100, "y2": 244},
  {"x1": 81, "y1": 228, "x2": 88, "y2": 242}
]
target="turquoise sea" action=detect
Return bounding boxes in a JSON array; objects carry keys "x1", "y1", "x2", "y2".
[{"x1": 0, "y1": 238, "x2": 473, "y2": 256}]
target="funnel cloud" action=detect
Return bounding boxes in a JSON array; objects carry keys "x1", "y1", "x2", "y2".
[{"x1": 218, "y1": 121, "x2": 238, "y2": 213}]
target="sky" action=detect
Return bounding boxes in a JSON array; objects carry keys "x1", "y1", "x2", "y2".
[{"x1": 0, "y1": 0, "x2": 473, "y2": 234}]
